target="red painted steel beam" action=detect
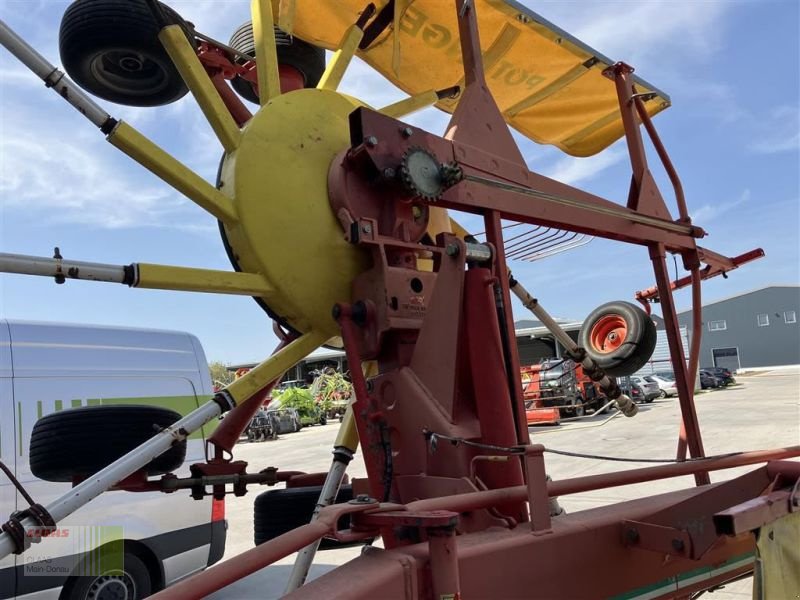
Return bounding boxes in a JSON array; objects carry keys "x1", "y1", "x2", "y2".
[
  {"x1": 403, "y1": 449, "x2": 800, "y2": 515},
  {"x1": 649, "y1": 243, "x2": 709, "y2": 483},
  {"x1": 349, "y1": 107, "x2": 704, "y2": 251},
  {"x1": 635, "y1": 248, "x2": 765, "y2": 303}
]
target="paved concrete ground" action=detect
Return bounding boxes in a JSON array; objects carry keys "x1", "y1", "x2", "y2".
[{"x1": 208, "y1": 368, "x2": 799, "y2": 599}]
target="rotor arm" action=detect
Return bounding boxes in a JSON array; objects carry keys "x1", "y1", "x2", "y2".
[{"x1": 0, "y1": 252, "x2": 273, "y2": 297}]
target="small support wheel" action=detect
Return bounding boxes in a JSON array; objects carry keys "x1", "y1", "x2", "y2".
[
  {"x1": 579, "y1": 301, "x2": 657, "y2": 377},
  {"x1": 228, "y1": 21, "x2": 325, "y2": 104},
  {"x1": 59, "y1": 0, "x2": 194, "y2": 106}
]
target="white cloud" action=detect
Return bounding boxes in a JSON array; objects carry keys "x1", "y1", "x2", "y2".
[
  {"x1": 532, "y1": 1, "x2": 731, "y2": 70},
  {"x1": 748, "y1": 106, "x2": 800, "y2": 155},
  {"x1": 0, "y1": 108, "x2": 216, "y2": 231},
  {"x1": 538, "y1": 146, "x2": 626, "y2": 187},
  {"x1": 691, "y1": 188, "x2": 751, "y2": 225}
]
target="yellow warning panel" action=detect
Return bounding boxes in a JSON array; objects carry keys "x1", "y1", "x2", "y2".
[{"x1": 274, "y1": 0, "x2": 670, "y2": 157}]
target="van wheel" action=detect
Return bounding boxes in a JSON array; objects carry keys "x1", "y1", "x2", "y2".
[
  {"x1": 59, "y1": 0, "x2": 192, "y2": 106},
  {"x1": 63, "y1": 551, "x2": 151, "y2": 600},
  {"x1": 30, "y1": 405, "x2": 186, "y2": 482},
  {"x1": 254, "y1": 485, "x2": 355, "y2": 550},
  {"x1": 579, "y1": 301, "x2": 657, "y2": 377}
]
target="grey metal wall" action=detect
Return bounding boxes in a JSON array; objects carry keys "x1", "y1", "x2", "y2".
[
  {"x1": 677, "y1": 286, "x2": 800, "y2": 369},
  {"x1": 635, "y1": 326, "x2": 690, "y2": 376}
]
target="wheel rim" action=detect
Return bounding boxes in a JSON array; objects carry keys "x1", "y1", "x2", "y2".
[
  {"x1": 86, "y1": 571, "x2": 135, "y2": 600},
  {"x1": 90, "y1": 50, "x2": 169, "y2": 97},
  {"x1": 588, "y1": 315, "x2": 628, "y2": 354}
]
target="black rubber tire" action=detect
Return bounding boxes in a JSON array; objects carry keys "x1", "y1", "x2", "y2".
[
  {"x1": 319, "y1": 415, "x2": 327, "y2": 426},
  {"x1": 227, "y1": 21, "x2": 326, "y2": 103},
  {"x1": 30, "y1": 405, "x2": 186, "y2": 482},
  {"x1": 254, "y1": 485, "x2": 353, "y2": 550},
  {"x1": 63, "y1": 551, "x2": 151, "y2": 600},
  {"x1": 579, "y1": 301, "x2": 657, "y2": 377},
  {"x1": 59, "y1": 0, "x2": 192, "y2": 106}
]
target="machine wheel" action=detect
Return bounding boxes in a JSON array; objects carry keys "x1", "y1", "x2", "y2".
[
  {"x1": 659, "y1": 389, "x2": 667, "y2": 398},
  {"x1": 59, "y1": 0, "x2": 192, "y2": 106},
  {"x1": 254, "y1": 485, "x2": 354, "y2": 549},
  {"x1": 579, "y1": 301, "x2": 657, "y2": 377},
  {"x1": 30, "y1": 405, "x2": 186, "y2": 482},
  {"x1": 63, "y1": 551, "x2": 151, "y2": 600},
  {"x1": 319, "y1": 415, "x2": 327, "y2": 426},
  {"x1": 227, "y1": 21, "x2": 326, "y2": 103}
]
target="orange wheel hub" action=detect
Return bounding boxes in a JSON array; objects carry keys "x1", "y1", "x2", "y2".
[{"x1": 589, "y1": 315, "x2": 628, "y2": 354}]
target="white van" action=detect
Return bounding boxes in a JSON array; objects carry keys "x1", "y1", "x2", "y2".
[{"x1": 0, "y1": 320, "x2": 226, "y2": 599}]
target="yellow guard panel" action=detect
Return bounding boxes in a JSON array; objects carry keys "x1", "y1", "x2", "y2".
[{"x1": 272, "y1": 0, "x2": 671, "y2": 157}]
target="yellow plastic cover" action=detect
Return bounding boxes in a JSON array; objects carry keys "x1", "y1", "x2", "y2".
[{"x1": 273, "y1": 0, "x2": 671, "y2": 157}]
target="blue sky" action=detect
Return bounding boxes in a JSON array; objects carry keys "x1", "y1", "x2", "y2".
[{"x1": 1, "y1": 1, "x2": 798, "y2": 365}]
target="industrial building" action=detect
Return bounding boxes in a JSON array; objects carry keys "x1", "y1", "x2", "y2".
[{"x1": 677, "y1": 285, "x2": 800, "y2": 371}]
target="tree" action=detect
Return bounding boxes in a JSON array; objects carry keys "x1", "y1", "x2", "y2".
[{"x1": 208, "y1": 361, "x2": 234, "y2": 390}]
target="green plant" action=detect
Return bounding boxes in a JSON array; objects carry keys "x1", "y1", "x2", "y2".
[
  {"x1": 274, "y1": 387, "x2": 319, "y2": 425},
  {"x1": 311, "y1": 370, "x2": 352, "y2": 414}
]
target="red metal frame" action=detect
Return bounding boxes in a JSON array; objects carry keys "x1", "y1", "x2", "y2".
[{"x1": 153, "y1": 2, "x2": 787, "y2": 598}]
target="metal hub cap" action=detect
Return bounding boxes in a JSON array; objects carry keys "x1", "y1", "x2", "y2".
[
  {"x1": 90, "y1": 50, "x2": 167, "y2": 96},
  {"x1": 86, "y1": 573, "x2": 135, "y2": 600}
]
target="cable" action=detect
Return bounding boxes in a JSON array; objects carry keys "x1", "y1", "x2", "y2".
[
  {"x1": 422, "y1": 430, "x2": 745, "y2": 464},
  {"x1": 0, "y1": 461, "x2": 36, "y2": 506}
]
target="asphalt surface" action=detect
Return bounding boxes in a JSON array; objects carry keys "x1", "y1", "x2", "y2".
[{"x1": 207, "y1": 368, "x2": 800, "y2": 599}]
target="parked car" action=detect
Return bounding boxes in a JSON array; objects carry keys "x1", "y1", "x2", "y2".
[
  {"x1": 246, "y1": 408, "x2": 278, "y2": 442},
  {"x1": 699, "y1": 370, "x2": 721, "y2": 389},
  {"x1": 630, "y1": 376, "x2": 660, "y2": 402},
  {"x1": 701, "y1": 367, "x2": 735, "y2": 386},
  {"x1": 0, "y1": 320, "x2": 225, "y2": 600},
  {"x1": 618, "y1": 378, "x2": 648, "y2": 403},
  {"x1": 645, "y1": 374, "x2": 677, "y2": 398},
  {"x1": 267, "y1": 406, "x2": 303, "y2": 434}
]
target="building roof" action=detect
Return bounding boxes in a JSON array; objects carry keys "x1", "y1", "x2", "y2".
[{"x1": 677, "y1": 284, "x2": 800, "y2": 315}]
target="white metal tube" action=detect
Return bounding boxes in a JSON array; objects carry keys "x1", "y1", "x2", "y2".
[
  {"x1": 284, "y1": 451, "x2": 352, "y2": 593},
  {"x1": 0, "y1": 252, "x2": 128, "y2": 284},
  {"x1": 0, "y1": 399, "x2": 222, "y2": 559},
  {"x1": 0, "y1": 19, "x2": 112, "y2": 129}
]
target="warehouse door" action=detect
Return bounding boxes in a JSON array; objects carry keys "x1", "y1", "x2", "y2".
[{"x1": 712, "y1": 347, "x2": 740, "y2": 371}]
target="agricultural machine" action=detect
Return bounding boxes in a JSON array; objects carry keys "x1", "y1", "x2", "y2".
[
  {"x1": 522, "y1": 358, "x2": 612, "y2": 425},
  {"x1": 0, "y1": 1, "x2": 797, "y2": 599}
]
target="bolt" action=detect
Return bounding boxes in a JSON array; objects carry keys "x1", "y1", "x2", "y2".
[
  {"x1": 401, "y1": 127, "x2": 413, "y2": 138},
  {"x1": 353, "y1": 494, "x2": 374, "y2": 504},
  {"x1": 365, "y1": 136, "x2": 378, "y2": 147},
  {"x1": 671, "y1": 538, "x2": 685, "y2": 552},
  {"x1": 412, "y1": 205, "x2": 423, "y2": 220},
  {"x1": 383, "y1": 167, "x2": 396, "y2": 179},
  {"x1": 361, "y1": 223, "x2": 372, "y2": 234},
  {"x1": 445, "y1": 244, "x2": 460, "y2": 257}
]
